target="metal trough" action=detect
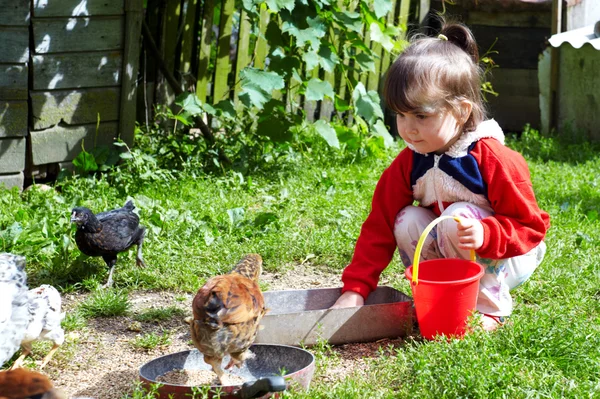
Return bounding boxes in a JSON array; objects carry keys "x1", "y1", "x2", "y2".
[{"x1": 255, "y1": 286, "x2": 414, "y2": 346}]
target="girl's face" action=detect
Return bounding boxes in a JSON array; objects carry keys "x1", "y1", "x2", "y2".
[{"x1": 396, "y1": 107, "x2": 463, "y2": 155}]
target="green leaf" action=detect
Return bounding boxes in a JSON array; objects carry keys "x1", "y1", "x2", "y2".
[
  {"x1": 265, "y1": 0, "x2": 295, "y2": 12},
  {"x1": 305, "y1": 78, "x2": 334, "y2": 101},
  {"x1": 282, "y1": 15, "x2": 326, "y2": 51},
  {"x1": 175, "y1": 92, "x2": 203, "y2": 116},
  {"x1": 334, "y1": 95, "x2": 350, "y2": 112},
  {"x1": 73, "y1": 149, "x2": 98, "y2": 174},
  {"x1": 317, "y1": 42, "x2": 339, "y2": 72},
  {"x1": 227, "y1": 207, "x2": 245, "y2": 229},
  {"x1": 372, "y1": 119, "x2": 394, "y2": 148},
  {"x1": 373, "y1": 0, "x2": 393, "y2": 19},
  {"x1": 269, "y1": 47, "x2": 302, "y2": 78},
  {"x1": 313, "y1": 120, "x2": 339, "y2": 149},
  {"x1": 240, "y1": 68, "x2": 285, "y2": 109},
  {"x1": 333, "y1": 11, "x2": 363, "y2": 33},
  {"x1": 241, "y1": 68, "x2": 285, "y2": 93},
  {"x1": 214, "y1": 100, "x2": 236, "y2": 120},
  {"x1": 352, "y1": 82, "x2": 384, "y2": 124},
  {"x1": 354, "y1": 52, "x2": 376, "y2": 73},
  {"x1": 302, "y1": 50, "x2": 320, "y2": 71},
  {"x1": 369, "y1": 22, "x2": 394, "y2": 52}
]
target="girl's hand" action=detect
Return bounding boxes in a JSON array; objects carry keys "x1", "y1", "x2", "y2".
[
  {"x1": 331, "y1": 290, "x2": 364, "y2": 308},
  {"x1": 456, "y1": 218, "x2": 484, "y2": 250}
]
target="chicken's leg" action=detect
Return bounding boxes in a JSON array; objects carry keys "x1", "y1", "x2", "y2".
[
  {"x1": 135, "y1": 228, "x2": 147, "y2": 268},
  {"x1": 102, "y1": 256, "x2": 118, "y2": 288},
  {"x1": 39, "y1": 343, "x2": 61, "y2": 369},
  {"x1": 204, "y1": 355, "x2": 227, "y2": 385},
  {"x1": 9, "y1": 344, "x2": 31, "y2": 370}
]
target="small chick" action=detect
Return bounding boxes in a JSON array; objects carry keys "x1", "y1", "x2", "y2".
[
  {"x1": 190, "y1": 254, "x2": 266, "y2": 384},
  {"x1": 10, "y1": 285, "x2": 65, "y2": 370},
  {"x1": 0, "y1": 368, "x2": 66, "y2": 399}
]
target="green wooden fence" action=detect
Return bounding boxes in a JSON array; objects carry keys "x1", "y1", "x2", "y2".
[{"x1": 139, "y1": 0, "x2": 415, "y2": 123}]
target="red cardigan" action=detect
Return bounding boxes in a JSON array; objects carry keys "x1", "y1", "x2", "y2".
[{"x1": 341, "y1": 137, "x2": 551, "y2": 299}]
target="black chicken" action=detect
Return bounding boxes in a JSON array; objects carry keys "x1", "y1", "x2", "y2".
[{"x1": 70, "y1": 200, "x2": 147, "y2": 288}]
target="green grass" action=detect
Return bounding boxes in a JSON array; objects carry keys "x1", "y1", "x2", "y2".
[
  {"x1": 129, "y1": 330, "x2": 173, "y2": 351},
  {"x1": 78, "y1": 289, "x2": 130, "y2": 318},
  {"x1": 134, "y1": 306, "x2": 186, "y2": 323},
  {"x1": 2, "y1": 129, "x2": 600, "y2": 397}
]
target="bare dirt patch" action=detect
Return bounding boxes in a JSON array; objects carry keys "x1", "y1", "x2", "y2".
[{"x1": 39, "y1": 263, "x2": 405, "y2": 398}]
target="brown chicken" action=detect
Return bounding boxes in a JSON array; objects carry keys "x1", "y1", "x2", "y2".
[
  {"x1": 190, "y1": 254, "x2": 266, "y2": 384},
  {"x1": 0, "y1": 368, "x2": 66, "y2": 399}
]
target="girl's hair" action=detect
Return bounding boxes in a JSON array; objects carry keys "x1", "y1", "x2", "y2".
[{"x1": 384, "y1": 20, "x2": 486, "y2": 132}]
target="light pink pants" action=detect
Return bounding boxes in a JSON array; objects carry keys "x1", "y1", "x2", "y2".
[{"x1": 394, "y1": 203, "x2": 546, "y2": 316}]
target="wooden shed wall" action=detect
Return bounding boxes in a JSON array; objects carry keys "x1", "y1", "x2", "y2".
[
  {"x1": 0, "y1": 0, "x2": 29, "y2": 189},
  {"x1": 0, "y1": 0, "x2": 142, "y2": 189},
  {"x1": 429, "y1": 0, "x2": 552, "y2": 133}
]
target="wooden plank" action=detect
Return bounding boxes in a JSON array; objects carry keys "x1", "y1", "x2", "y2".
[
  {"x1": 32, "y1": 52, "x2": 122, "y2": 90},
  {"x1": 180, "y1": 0, "x2": 199, "y2": 76},
  {"x1": 379, "y1": 0, "x2": 399, "y2": 79},
  {"x1": 469, "y1": 10, "x2": 551, "y2": 28},
  {"x1": 119, "y1": 0, "x2": 144, "y2": 146},
  {"x1": 155, "y1": 0, "x2": 180, "y2": 107},
  {"x1": 557, "y1": 46, "x2": 600, "y2": 140},
  {"x1": 233, "y1": 9, "x2": 252, "y2": 102},
  {"x1": 213, "y1": 0, "x2": 236, "y2": 102},
  {"x1": 33, "y1": 17, "x2": 124, "y2": 54},
  {"x1": 253, "y1": 3, "x2": 269, "y2": 70},
  {"x1": 30, "y1": 122, "x2": 118, "y2": 165},
  {"x1": 33, "y1": 0, "x2": 124, "y2": 17},
  {"x1": 486, "y1": 68, "x2": 540, "y2": 132},
  {"x1": 0, "y1": 64, "x2": 28, "y2": 100},
  {"x1": 31, "y1": 88, "x2": 120, "y2": 130},
  {"x1": 0, "y1": 172, "x2": 24, "y2": 191},
  {"x1": 196, "y1": 0, "x2": 216, "y2": 103},
  {"x1": 0, "y1": 27, "x2": 29, "y2": 63},
  {"x1": 0, "y1": 101, "x2": 27, "y2": 137},
  {"x1": 470, "y1": 25, "x2": 550, "y2": 70},
  {"x1": 304, "y1": 67, "x2": 319, "y2": 122},
  {"x1": 0, "y1": 138, "x2": 26, "y2": 173},
  {"x1": 1, "y1": 0, "x2": 29, "y2": 26}
]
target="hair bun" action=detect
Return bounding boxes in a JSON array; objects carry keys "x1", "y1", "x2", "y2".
[{"x1": 440, "y1": 23, "x2": 479, "y2": 64}]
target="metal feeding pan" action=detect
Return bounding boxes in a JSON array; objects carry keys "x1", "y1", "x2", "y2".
[
  {"x1": 255, "y1": 286, "x2": 414, "y2": 346},
  {"x1": 139, "y1": 344, "x2": 315, "y2": 399}
]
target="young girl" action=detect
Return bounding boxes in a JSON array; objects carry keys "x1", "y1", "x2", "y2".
[{"x1": 332, "y1": 22, "x2": 550, "y2": 330}]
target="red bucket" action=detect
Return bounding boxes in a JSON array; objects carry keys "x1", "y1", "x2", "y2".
[{"x1": 406, "y1": 216, "x2": 484, "y2": 340}]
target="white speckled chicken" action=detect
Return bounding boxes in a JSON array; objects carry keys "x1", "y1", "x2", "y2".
[
  {"x1": 0, "y1": 253, "x2": 29, "y2": 368},
  {"x1": 10, "y1": 284, "x2": 65, "y2": 370},
  {"x1": 190, "y1": 254, "x2": 266, "y2": 384},
  {"x1": 0, "y1": 253, "x2": 64, "y2": 370}
]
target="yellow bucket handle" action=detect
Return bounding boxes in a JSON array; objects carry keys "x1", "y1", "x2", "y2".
[{"x1": 412, "y1": 215, "x2": 476, "y2": 285}]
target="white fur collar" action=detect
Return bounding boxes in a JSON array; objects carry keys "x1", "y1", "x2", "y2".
[{"x1": 407, "y1": 119, "x2": 505, "y2": 157}]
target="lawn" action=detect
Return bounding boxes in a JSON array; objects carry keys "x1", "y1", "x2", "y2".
[{"x1": 1, "y1": 127, "x2": 599, "y2": 398}]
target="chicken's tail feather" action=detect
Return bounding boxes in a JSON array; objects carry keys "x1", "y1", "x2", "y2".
[
  {"x1": 231, "y1": 253, "x2": 263, "y2": 281},
  {"x1": 123, "y1": 199, "x2": 135, "y2": 211}
]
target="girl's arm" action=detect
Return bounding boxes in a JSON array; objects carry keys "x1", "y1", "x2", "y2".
[
  {"x1": 472, "y1": 139, "x2": 550, "y2": 259},
  {"x1": 340, "y1": 149, "x2": 415, "y2": 300}
]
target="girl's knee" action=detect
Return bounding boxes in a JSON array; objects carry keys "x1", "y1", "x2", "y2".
[{"x1": 393, "y1": 206, "x2": 435, "y2": 243}]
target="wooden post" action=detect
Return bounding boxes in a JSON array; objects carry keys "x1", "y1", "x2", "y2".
[
  {"x1": 549, "y1": 0, "x2": 562, "y2": 132},
  {"x1": 234, "y1": 8, "x2": 252, "y2": 102},
  {"x1": 253, "y1": 4, "x2": 270, "y2": 70},
  {"x1": 213, "y1": 0, "x2": 236, "y2": 103},
  {"x1": 119, "y1": 0, "x2": 144, "y2": 146},
  {"x1": 196, "y1": 0, "x2": 215, "y2": 103},
  {"x1": 180, "y1": 0, "x2": 200, "y2": 87}
]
